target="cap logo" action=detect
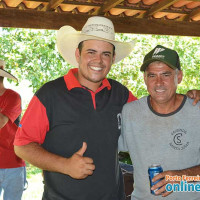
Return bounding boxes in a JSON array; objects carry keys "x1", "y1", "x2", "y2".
[
  {"x1": 152, "y1": 47, "x2": 165, "y2": 59},
  {"x1": 153, "y1": 48, "x2": 165, "y2": 55}
]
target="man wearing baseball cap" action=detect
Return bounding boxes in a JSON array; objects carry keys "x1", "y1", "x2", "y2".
[
  {"x1": 0, "y1": 60, "x2": 25, "y2": 200},
  {"x1": 119, "y1": 45, "x2": 200, "y2": 199},
  {"x1": 14, "y1": 16, "x2": 137, "y2": 200}
]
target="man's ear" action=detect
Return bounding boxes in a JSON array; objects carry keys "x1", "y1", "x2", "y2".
[
  {"x1": 178, "y1": 70, "x2": 183, "y2": 84},
  {"x1": 143, "y1": 72, "x2": 147, "y2": 86},
  {"x1": 112, "y1": 53, "x2": 116, "y2": 64},
  {"x1": 75, "y1": 48, "x2": 81, "y2": 63}
]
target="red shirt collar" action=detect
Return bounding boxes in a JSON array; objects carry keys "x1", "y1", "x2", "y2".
[{"x1": 64, "y1": 68, "x2": 111, "y2": 91}]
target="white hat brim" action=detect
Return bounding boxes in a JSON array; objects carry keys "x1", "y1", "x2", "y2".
[
  {"x1": 56, "y1": 26, "x2": 136, "y2": 67},
  {"x1": 0, "y1": 69, "x2": 18, "y2": 81}
]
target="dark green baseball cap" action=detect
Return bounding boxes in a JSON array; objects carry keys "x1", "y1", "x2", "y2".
[{"x1": 140, "y1": 45, "x2": 181, "y2": 71}]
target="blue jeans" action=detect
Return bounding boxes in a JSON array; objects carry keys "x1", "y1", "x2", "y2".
[{"x1": 0, "y1": 167, "x2": 25, "y2": 200}]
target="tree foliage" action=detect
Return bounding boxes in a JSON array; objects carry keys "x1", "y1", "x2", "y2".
[
  {"x1": 0, "y1": 28, "x2": 200, "y2": 97},
  {"x1": 0, "y1": 28, "x2": 71, "y2": 92}
]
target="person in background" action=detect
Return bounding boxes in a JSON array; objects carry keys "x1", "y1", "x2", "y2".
[
  {"x1": 119, "y1": 45, "x2": 200, "y2": 200},
  {"x1": 0, "y1": 59, "x2": 25, "y2": 200}
]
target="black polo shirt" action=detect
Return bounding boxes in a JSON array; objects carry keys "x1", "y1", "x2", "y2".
[{"x1": 15, "y1": 68, "x2": 137, "y2": 200}]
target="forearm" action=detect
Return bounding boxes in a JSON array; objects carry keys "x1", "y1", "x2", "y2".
[
  {"x1": 14, "y1": 142, "x2": 69, "y2": 175},
  {"x1": 179, "y1": 165, "x2": 200, "y2": 178},
  {"x1": 155, "y1": 165, "x2": 200, "y2": 184},
  {"x1": 14, "y1": 142, "x2": 95, "y2": 179}
]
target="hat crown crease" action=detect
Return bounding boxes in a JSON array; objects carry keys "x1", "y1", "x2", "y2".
[{"x1": 81, "y1": 24, "x2": 115, "y2": 40}]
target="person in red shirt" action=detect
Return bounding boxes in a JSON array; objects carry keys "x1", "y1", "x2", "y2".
[{"x1": 0, "y1": 60, "x2": 25, "y2": 200}]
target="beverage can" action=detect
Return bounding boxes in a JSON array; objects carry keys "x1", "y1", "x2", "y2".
[{"x1": 148, "y1": 164, "x2": 163, "y2": 195}]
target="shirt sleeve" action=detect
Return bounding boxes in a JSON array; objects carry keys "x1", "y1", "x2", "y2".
[
  {"x1": 127, "y1": 91, "x2": 137, "y2": 103},
  {"x1": 1, "y1": 91, "x2": 21, "y2": 123},
  {"x1": 14, "y1": 95, "x2": 49, "y2": 146}
]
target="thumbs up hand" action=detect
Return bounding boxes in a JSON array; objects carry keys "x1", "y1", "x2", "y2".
[{"x1": 66, "y1": 142, "x2": 95, "y2": 179}]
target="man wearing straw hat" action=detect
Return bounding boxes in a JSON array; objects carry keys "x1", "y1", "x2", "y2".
[
  {"x1": 0, "y1": 60, "x2": 25, "y2": 200},
  {"x1": 14, "y1": 17, "x2": 199, "y2": 200},
  {"x1": 14, "y1": 16, "x2": 136, "y2": 200}
]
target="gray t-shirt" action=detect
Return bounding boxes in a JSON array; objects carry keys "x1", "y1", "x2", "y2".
[{"x1": 119, "y1": 95, "x2": 200, "y2": 200}]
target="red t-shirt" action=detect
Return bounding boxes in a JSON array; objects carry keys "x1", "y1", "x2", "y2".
[{"x1": 0, "y1": 89, "x2": 25, "y2": 168}]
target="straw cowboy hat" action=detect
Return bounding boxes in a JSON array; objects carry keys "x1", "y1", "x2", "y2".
[
  {"x1": 56, "y1": 16, "x2": 136, "y2": 67},
  {"x1": 0, "y1": 60, "x2": 18, "y2": 81}
]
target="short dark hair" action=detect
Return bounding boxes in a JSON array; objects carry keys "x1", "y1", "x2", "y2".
[{"x1": 78, "y1": 41, "x2": 115, "y2": 56}]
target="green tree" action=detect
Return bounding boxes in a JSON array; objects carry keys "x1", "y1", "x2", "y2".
[{"x1": 0, "y1": 28, "x2": 71, "y2": 92}]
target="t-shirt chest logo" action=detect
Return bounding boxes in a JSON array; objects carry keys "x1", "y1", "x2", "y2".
[{"x1": 169, "y1": 129, "x2": 189, "y2": 150}]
